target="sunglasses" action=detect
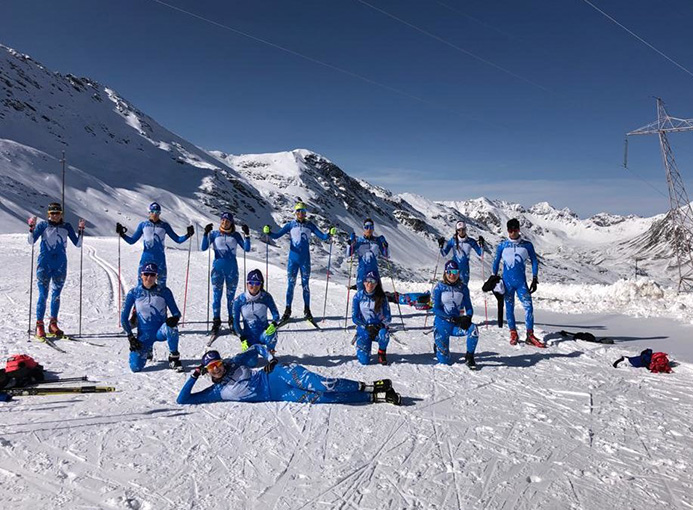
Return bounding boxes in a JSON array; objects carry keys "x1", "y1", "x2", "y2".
[
  {"x1": 446, "y1": 269, "x2": 460, "y2": 275},
  {"x1": 295, "y1": 209, "x2": 306, "y2": 214},
  {"x1": 508, "y1": 228, "x2": 520, "y2": 233},
  {"x1": 247, "y1": 281, "x2": 262, "y2": 287},
  {"x1": 363, "y1": 224, "x2": 374, "y2": 230},
  {"x1": 142, "y1": 273, "x2": 157, "y2": 278},
  {"x1": 364, "y1": 279, "x2": 378, "y2": 284},
  {"x1": 48, "y1": 211, "x2": 62, "y2": 216},
  {"x1": 205, "y1": 360, "x2": 223, "y2": 371}
]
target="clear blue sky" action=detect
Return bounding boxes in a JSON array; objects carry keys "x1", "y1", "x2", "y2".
[{"x1": 3, "y1": 0, "x2": 693, "y2": 217}]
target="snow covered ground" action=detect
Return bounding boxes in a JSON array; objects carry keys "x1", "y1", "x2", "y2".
[{"x1": 1, "y1": 234, "x2": 692, "y2": 509}]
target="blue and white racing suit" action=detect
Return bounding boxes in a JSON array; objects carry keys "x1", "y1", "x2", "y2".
[
  {"x1": 347, "y1": 235, "x2": 389, "y2": 291},
  {"x1": 440, "y1": 235, "x2": 482, "y2": 284},
  {"x1": 492, "y1": 237, "x2": 538, "y2": 331},
  {"x1": 201, "y1": 230, "x2": 250, "y2": 319},
  {"x1": 431, "y1": 280, "x2": 478, "y2": 365},
  {"x1": 351, "y1": 289, "x2": 392, "y2": 365},
  {"x1": 232, "y1": 290, "x2": 280, "y2": 367}
]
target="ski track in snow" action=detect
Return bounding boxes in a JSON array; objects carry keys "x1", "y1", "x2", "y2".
[{"x1": 1, "y1": 235, "x2": 692, "y2": 509}]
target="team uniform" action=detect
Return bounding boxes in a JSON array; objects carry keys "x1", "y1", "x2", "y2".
[
  {"x1": 232, "y1": 290, "x2": 280, "y2": 367},
  {"x1": 492, "y1": 237, "x2": 538, "y2": 332},
  {"x1": 431, "y1": 280, "x2": 479, "y2": 365},
  {"x1": 201, "y1": 230, "x2": 250, "y2": 320},
  {"x1": 347, "y1": 235, "x2": 389, "y2": 291},
  {"x1": 121, "y1": 220, "x2": 189, "y2": 286},
  {"x1": 440, "y1": 236, "x2": 482, "y2": 285},
  {"x1": 121, "y1": 283, "x2": 181, "y2": 372},
  {"x1": 176, "y1": 345, "x2": 371, "y2": 405},
  {"x1": 28, "y1": 220, "x2": 82, "y2": 322},
  {"x1": 268, "y1": 219, "x2": 330, "y2": 310},
  {"x1": 351, "y1": 289, "x2": 392, "y2": 365}
]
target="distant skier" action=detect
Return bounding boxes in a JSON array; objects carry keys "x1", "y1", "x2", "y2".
[
  {"x1": 232, "y1": 269, "x2": 280, "y2": 367},
  {"x1": 263, "y1": 200, "x2": 336, "y2": 324},
  {"x1": 176, "y1": 349, "x2": 401, "y2": 405},
  {"x1": 201, "y1": 212, "x2": 251, "y2": 336},
  {"x1": 116, "y1": 202, "x2": 193, "y2": 287},
  {"x1": 438, "y1": 221, "x2": 485, "y2": 285},
  {"x1": 121, "y1": 263, "x2": 184, "y2": 372},
  {"x1": 28, "y1": 202, "x2": 85, "y2": 339},
  {"x1": 431, "y1": 260, "x2": 479, "y2": 367},
  {"x1": 351, "y1": 271, "x2": 392, "y2": 365},
  {"x1": 492, "y1": 218, "x2": 544, "y2": 347},
  {"x1": 347, "y1": 218, "x2": 389, "y2": 291}
]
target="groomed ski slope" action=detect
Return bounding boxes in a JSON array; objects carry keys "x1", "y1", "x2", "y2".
[{"x1": 0, "y1": 235, "x2": 691, "y2": 509}]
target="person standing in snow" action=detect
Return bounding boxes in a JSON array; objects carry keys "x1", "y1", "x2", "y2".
[
  {"x1": 232, "y1": 269, "x2": 280, "y2": 367},
  {"x1": 201, "y1": 212, "x2": 251, "y2": 336},
  {"x1": 491, "y1": 218, "x2": 544, "y2": 347},
  {"x1": 176, "y1": 349, "x2": 401, "y2": 405},
  {"x1": 431, "y1": 260, "x2": 480, "y2": 367},
  {"x1": 28, "y1": 202, "x2": 85, "y2": 339},
  {"x1": 351, "y1": 271, "x2": 392, "y2": 365},
  {"x1": 437, "y1": 221, "x2": 485, "y2": 285},
  {"x1": 347, "y1": 218, "x2": 389, "y2": 292},
  {"x1": 121, "y1": 262, "x2": 184, "y2": 372},
  {"x1": 116, "y1": 202, "x2": 193, "y2": 287},
  {"x1": 263, "y1": 200, "x2": 336, "y2": 323}
]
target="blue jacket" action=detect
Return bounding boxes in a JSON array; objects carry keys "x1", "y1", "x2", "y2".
[
  {"x1": 492, "y1": 237, "x2": 538, "y2": 285},
  {"x1": 432, "y1": 280, "x2": 473, "y2": 321},
  {"x1": 121, "y1": 283, "x2": 181, "y2": 337},
  {"x1": 268, "y1": 220, "x2": 330, "y2": 262},
  {"x1": 200, "y1": 230, "x2": 250, "y2": 261},
  {"x1": 233, "y1": 290, "x2": 280, "y2": 337},
  {"x1": 28, "y1": 220, "x2": 82, "y2": 268},
  {"x1": 122, "y1": 219, "x2": 188, "y2": 264},
  {"x1": 440, "y1": 236, "x2": 482, "y2": 264},
  {"x1": 352, "y1": 290, "x2": 392, "y2": 327},
  {"x1": 347, "y1": 235, "x2": 388, "y2": 273}
]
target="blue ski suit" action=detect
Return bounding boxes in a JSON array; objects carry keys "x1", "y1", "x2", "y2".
[
  {"x1": 121, "y1": 219, "x2": 189, "y2": 286},
  {"x1": 351, "y1": 289, "x2": 392, "y2": 365},
  {"x1": 28, "y1": 220, "x2": 82, "y2": 321},
  {"x1": 492, "y1": 237, "x2": 538, "y2": 331},
  {"x1": 232, "y1": 290, "x2": 280, "y2": 367},
  {"x1": 346, "y1": 235, "x2": 389, "y2": 291},
  {"x1": 121, "y1": 283, "x2": 181, "y2": 372},
  {"x1": 440, "y1": 236, "x2": 482, "y2": 285},
  {"x1": 268, "y1": 219, "x2": 331, "y2": 309},
  {"x1": 432, "y1": 280, "x2": 479, "y2": 365},
  {"x1": 176, "y1": 345, "x2": 371, "y2": 405},
  {"x1": 201, "y1": 230, "x2": 250, "y2": 319}
]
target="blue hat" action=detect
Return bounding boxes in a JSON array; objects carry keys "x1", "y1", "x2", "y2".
[
  {"x1": 149, "y1": 202, "x2": 161, "y2": 214},
  {"x1": 220, "y1": 212, "x2": 233, "y2": 222},
  {"x1": 364, "y1": 271, "x2": 379, "y2": 283},
  {"x1": 444, "y1": 260, "x2": 459, "y2": 272},
  {"x1": 247, "y1": 269, "x2": 264, "y2": 285},
  {"x1": 201, "y1": 350, "x2": 221, "y2": 367},
  {"x1": 142, "y1": 262, "x2": 158, "y2": 275}
]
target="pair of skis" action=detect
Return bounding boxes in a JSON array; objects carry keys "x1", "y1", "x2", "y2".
[
  {"x1": 33, "y1": 333, "x2": 105, "y2": 353},
  {"x1": 2, "y1": 376, "x2": 115, "y2": 397}
]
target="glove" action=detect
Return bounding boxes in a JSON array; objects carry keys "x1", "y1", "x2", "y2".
[
  {"x1": 241, "y1": 224, "x2": 250, "y2": 236},
  {"x1": 453, "y1": 315, "x2": 472, "y2": 330},
  {"x1": 240, "y1": 336, "x2": 249, "y2": 352},
  {"x1": 365, "y1": 324, "x2": 381, "y2": 339},
  {"x1": 192, "y1": 364, "x2": 206, "y2": 379},
  {"x1": 263, "y1": 358, "x2": 278, "y2": 374},
  {"x1": 438, "y1": 237, "x2": 445, "y2": 249},
  {"x1": 204, "y1": 223, "x2": 213, "y2": 235},
  {"x1": 116, "y1": 222, "x2": 127, "y2": 236},
  {"x1": 264, "y1": 321, "x2": 277, "y2": 337},
  {"x1": 477, "y1": 236, "x2": 485, "y2": 248},
  {"x1": 186, "y1": 225, "x2": 194, "y2": 238},
  {"x1": 128, "y1": 334, "x2": 142, "y2": 352},
  {"x1": 166, "y1": 316, "x2": 180, "y2": 328},
  {"x1": 263, "y1": 225, "x2": 270, "y2": 235},
  {"x1": 529, "y1": 276, "x2": 538, "y2": 294},
  {"x1": 329, "y1": 226, "x2": 337, "y2": 236},
  {"x1": 28, "y1": 216, "x2": 37, "y2": 232},
  {"x1": 78, "y1": 218, "x2": 86, "y2": 232},
  {"x1": 349, "y1": 232, "x2": 356, "y2": 243}
]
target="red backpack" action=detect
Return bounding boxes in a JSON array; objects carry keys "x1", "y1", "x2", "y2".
[
  {"x1": 649, "y1": 352, "x2": 672, "y2": 374},
  {"x1": 1, "y1": 354, "x2": 44, "y2": 388}
]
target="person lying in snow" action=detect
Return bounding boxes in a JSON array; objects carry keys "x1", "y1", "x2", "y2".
[{"x1": 176, "y1": 348, "x2": 402, "y2": 405}]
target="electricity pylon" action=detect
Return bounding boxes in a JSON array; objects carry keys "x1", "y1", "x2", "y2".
[{"x1": 627, "y1": 98, "x2": 693, "y2": 292}]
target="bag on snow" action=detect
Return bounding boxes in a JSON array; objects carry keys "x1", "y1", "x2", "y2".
[{"x1": 0, "y1": 354, "x2": 45, "y2": 389}]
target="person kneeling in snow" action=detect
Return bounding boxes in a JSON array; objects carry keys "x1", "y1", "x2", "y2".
[
  {"x1": 176, "y1": 348, "x2": 401, "y2": 405},
  {"x1": 121, "y1": 263, "x2": 183, "y2": 372},
  {"x1": 432, "y1": 260, "x2": 479, "y2": 368},
  {"x1": 351, "y1": 271, "x2": 392, "y2": 365}
]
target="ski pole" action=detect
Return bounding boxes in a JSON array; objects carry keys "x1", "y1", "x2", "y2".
[
  {"x1": 36, "y1": 376, "x2": 89, "y2": 384},
  {"x1": 79, "y1": 223, "x2": 84, "y2": 336},
  {"x1": 265, "y1": 234, "x2": 269, "y2": 291},
  {"x1": 343, "y1": 253, "x2": 354, "y2": 329},
  {"x1": 322, "y1": 238, "x2": 334, "y2": 322},
  {"x1": 181, "y1": 231, "x2": 193, "y2": 327},
  {"x1": 423, "y1": 251, "x2": 440, "y2": 328},
  {"x1": 481, "y1": 250, "x2": 488, "y2": 330},
  {"x1": 117, "y1": 233, "x2": 122, "y2": 328},
  {"x1": 206, "y1": 236, "x2": 211, "y2": 334},
  {"x1": 27, "y1": 220, "x2": 36, "y2": 337},
  {"x1": 385, "y1": 257, "x2": 406, "y2": 331}
]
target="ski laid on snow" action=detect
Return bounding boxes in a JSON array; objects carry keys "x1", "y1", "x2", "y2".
[
  {"x1": 33, "y1": 336, "x2": 66, "y2": 353},
  {"x1": 5, "y1": 385, "x2": 115, "y2": 396}
]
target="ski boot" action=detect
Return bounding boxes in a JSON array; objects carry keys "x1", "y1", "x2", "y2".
[
  {"x1": 465, "y1": 352, "x2": 477, "y2": 369},
  {"x1": 35, "y1": 320, "x2": 46, "y2": 340},
  {"x1": 377, "y1": 349, "x2": 388, "y2": 366},
  {"x1": 146, "y1": 348, "x2": 154, "y2": 361},
  {"x1": 373, "y1": 379, "x2": 392, "y2": 392},
  {"x1": 227, "y1": 318, "x2": 237, "y2": 336},
  {"x1": 48, "y1": 317, "x2": 64, "y2": 338},
  {"x1": 168, "y1": 351, "x2": 183, "y2": 371},
  {"x1": 278, "y1": 307, "x2": 291, "y2": 326},
  {"x1": 303, "y1": 307, "x2": 313, "y2": 321},
  {"x1": 526, "y1": 330, "x2": 546, "y2": 348},
  {"x1": 509, "y1": 329, "x2": 519, "y2": 346},
  {"x1": 211, "y1": 317, "x2": 222, "y2": 337},
  {"x1": 373, "y1": 388, "x2": 402, "y2": 406}
]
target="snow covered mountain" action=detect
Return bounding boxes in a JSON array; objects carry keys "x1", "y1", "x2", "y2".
[{"x1": 0, "y1": 43, "x2": 673, "y2": 286}]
